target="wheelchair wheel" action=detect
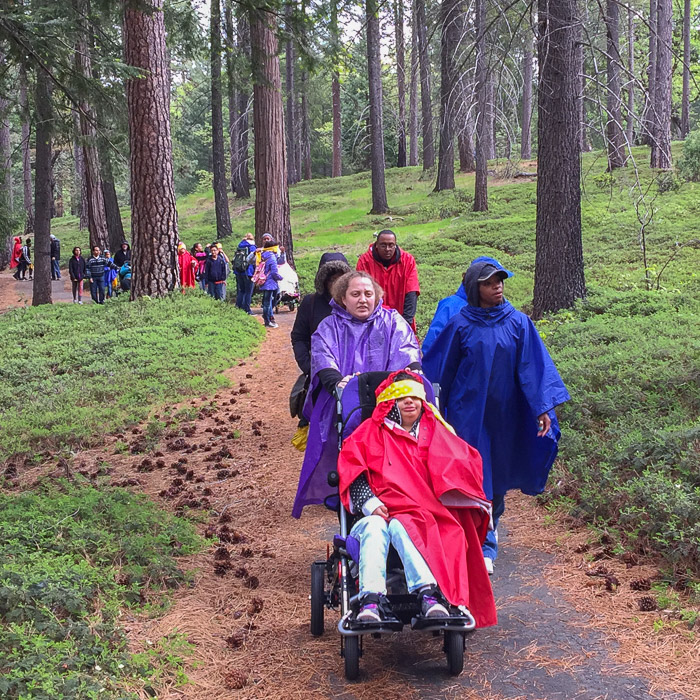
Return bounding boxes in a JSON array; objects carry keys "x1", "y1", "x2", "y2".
[
  {"x1": 310, "y1": 562, "x2": 325, "y2": 637},
  {"x1": 344, "y1": 636, "x2": 360, "y2": 680},
  {"x1": 444, "y1": 630, "x2": 464, "y2": 676}
]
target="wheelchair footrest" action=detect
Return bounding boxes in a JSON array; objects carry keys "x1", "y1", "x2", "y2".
[
  {"x1": 411, "y1": 613, "x2": 476, "y2": 633},
  {"x1": 339, "y1": 614, "x2": 404, "y2": 636}
]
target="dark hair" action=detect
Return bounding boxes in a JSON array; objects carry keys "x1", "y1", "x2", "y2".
[
  {"x1": 393, "y1": 371, "x2": 416, "y2": 383},
  {"x1": 264, "y1": 238, "x2": 278, "y2": 247},
  {"x1": 72, "y1": 246, "x2": 81, "y2": 256},
  {"x1": 331, "y1": 270, "x2": 384, "y2": 308},
  {"x1": 25, "y1": 237, "x2": 31, "y2": 245},
  {"x1": 376, "y1": 229, "x2": 396, "y2": 241}
]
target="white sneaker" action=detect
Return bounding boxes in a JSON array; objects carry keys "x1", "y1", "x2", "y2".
[{"x1": 484, "y1": 557, "x2": 494, "y2": 576}]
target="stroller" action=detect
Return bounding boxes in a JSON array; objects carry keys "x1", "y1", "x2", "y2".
[
  {"x1": 309, "y1": 371, "x2": 476, "y2": 680},
  {"x1": 275, "y1": 262, "x2": 300, "y2": 312}
]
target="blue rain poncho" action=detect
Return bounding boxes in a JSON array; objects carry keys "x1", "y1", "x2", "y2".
[{"x1": 423, "y1": 260, "x2": 570, "y2": 500}]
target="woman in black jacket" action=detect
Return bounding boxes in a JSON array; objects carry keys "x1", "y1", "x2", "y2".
[
  {"x1": 68, "y1": 246, "x2": 87, "y2": 304},
  {"x1": 290, "y1": 252, "x2": 350, "y2": 376}
]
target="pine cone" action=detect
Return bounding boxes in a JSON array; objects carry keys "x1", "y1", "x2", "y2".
[
  {"x1": 605, "y1": 575, "x2": 620, "y2": 592},
  {"x1": 247, "y1": 597, "x2": 264, "y2": 615},
  {"x1": 630, "y1": 578, "x2": 652, "y2": 591},
  {"x1": 223, "y1": 669, "x2": 247, "y2": 690},
  {"x1": 638, "y1": 596, "x2": 657, "y2": 612}
]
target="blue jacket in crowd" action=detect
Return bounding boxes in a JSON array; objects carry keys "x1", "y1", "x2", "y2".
[{"x1": 259, "y1": 250, "x2": 283, "y2": 291}]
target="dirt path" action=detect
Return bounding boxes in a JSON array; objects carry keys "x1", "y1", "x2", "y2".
[
  {"x1": 0, "y1": 269, "x2": 84, "y2": 311},
  {"x1": 10, "y1": 307, "x2": 699, "y2": 699}
]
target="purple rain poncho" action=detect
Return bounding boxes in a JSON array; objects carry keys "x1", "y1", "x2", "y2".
[{"x1": 291, "y1": 300, "x2": 421, "y2": 518}]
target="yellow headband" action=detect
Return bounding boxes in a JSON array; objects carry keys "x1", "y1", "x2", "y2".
[{"x1": 377, "y1": 380, "x2": 426, "y2": 404}]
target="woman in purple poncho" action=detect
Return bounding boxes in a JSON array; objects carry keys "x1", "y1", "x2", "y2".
[{"x1": 292, "y1": 271, "x2": 421, "y2": 518}]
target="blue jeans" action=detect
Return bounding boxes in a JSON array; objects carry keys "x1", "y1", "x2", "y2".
[
  {"x1": 51, "y1": 259, "x2": 61, "y2": 279},
  {"x1": 350, "y1": 515, "x2": 436, "y2": 596},
  {"x1": 262, "y1": 288, "x2": 276, "y2": 324},
  {"x1": 482, "y1": 493, "x2": 506, "y2": 560},
  {"x1": 208, "y1": 281, "x2": 226, "y2": 300},
  {"x1": 235, "y1": 272, "x2": 253, "y2": 312},
  {"x1": 90, "y1": 275, "x2": 105, "y2": 304}
]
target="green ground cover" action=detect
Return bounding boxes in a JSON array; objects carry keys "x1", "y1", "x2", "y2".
[
  {"x1": 0, "y1": 293, "x2": 264, "y2": 463},
  {"x1": 0, "y1": 480, "x2": 205, "y2": 698}
]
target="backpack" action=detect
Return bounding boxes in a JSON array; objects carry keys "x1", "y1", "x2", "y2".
[
  {"x1": 251, "y1": 259, "x2": 267, "y2": 287},
  {"x1": 233, "y1": 245, "x2": 249, "y2": 273}
]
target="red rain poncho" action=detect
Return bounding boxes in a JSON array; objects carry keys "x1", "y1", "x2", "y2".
[
  {"x1": 338, "y1": 371, "x2": 497, "y2": 628},
  {"x1": 10, "y1": 237, "x2": 22, "y2": 269},
  {"x1": 178, "y1": 249, "x2": 196, "y2": 288},
  {"x1": 356, "y1": 245, "x2": 420, "y2": 332}
]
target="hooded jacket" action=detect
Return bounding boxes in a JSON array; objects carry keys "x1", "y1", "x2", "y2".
[
  {"x1": 290, "y1": 252, "x2": 351, "y2": 375},
  {"x1": 114, "y1": 243, "x2": 131, "y2": 268}
]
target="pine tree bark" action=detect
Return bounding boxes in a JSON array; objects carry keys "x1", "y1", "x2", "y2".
[
  {"x1": 395, "y1": 0, "x2": 407, "y2": 168},
  {"x1": 473, "y1": 0, "x2": 488, "y2": 211},
  {"x1": 225, "y1": 0, "x2": 239, "y2": 198},
  {"x1": 521, "y1": 27, "x2": 533, "y2": 160},
  {"x1": 458, "y1": 117, "x2": 475, "y2": 172},
  {"x1": 651, "y1": 0, "x2": 672, "y2": 169},
  {"x1": 285, "y1": 2, "x2": 298, "y2": 185},
  {"x1": 435, "y1": 0, "x2": 461, "y2": 191},
  {"x1": 486, "y1": 79, "x2": 496, "y2": 159},
  {"x1": 533, "y1": 0, "x2": 585, "y2": 318},
  {"x1": 33, "y1": 66, "x2": 53, "y2": 306},
  {"x1": 249, "y1": 4, "x2": 294, "y2": 263},
  {"x1": 681, "y1": 0, "x2": 690, "y2": 137},
  {"x1": 330, "y1": 0, "x2": 342, "y2": 177},
  {"x1": 72, "y1": 112, "x2": 88, "y2": 229},
  {"x1": 408, "y1": 1, "x2": 419, "y2": 166},
  {"x1": 75, "y1": 0, "x2": 109, "y2": 250},
  {"x1": 416, "y1": 0, "x2": 435, "y2": 169},
  {"x1": 0, "y1": 96, "x2": 12, "y2": 214},
  {"x1": 301, "y1": 68, "x2": 311, "y2": 180},
  {"x1": 605, "y1": 0, "x2": 627, "y2": 169},
  {"x1": 577, "y1": 5, "x2": 591, "y2": 153},
  {"x1": 626, "y1": 8, "x2": 635, "y2": 146},
  {"x1": 232, "y1": 13, "x2": 251, "y2": 198},
  {"x1": 20, "y1": 65, "x2": 33, "y2": 235},
  {"x1": 211, "y1": 0, "x2": 233, "y2": 237},
  {"x1": 366, "y1": 0, "x2": 389, "y2": 214},
  {"x1": 642, "y1": 0, "x2": 657, "y2": 146},
  {"x1": 124, "y1": 0, "x2": 179, "y2": 298}
]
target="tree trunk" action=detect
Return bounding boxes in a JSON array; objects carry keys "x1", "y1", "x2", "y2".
[
  {"x1": 124, "y1": 0, "x2": 180, "y2": 298},
  {"x1": 0, "y1": 97, "x2": 12, "y2": 214},
  {"x1": 211, "y1": 0, "x2": 233, "y2": 238},
  {"x1": 416, "y1": 0, "x2": 435, "y2": 169},
  {"x1": 605, "y1": 0, "x2": 627, "y2": 169},
  {"x1": 52, "y1": 151, "x2": 64, "y2": 218},
  {"x1": 72, "y1": 112, "x2": 88, "y2": 229},
  {"x1": 249, "y1": 4, "x2": 293, "y2": 264},
  {"x1": 533, "y1": 0, "x2": 585, "y2": 318},
  {"x1": 225, "y1": 0, "x2": 239, "y2": 198},
  {"x1": 651, "y1": 0, "x2": 672, "y2": 169},
  {"x1": 331, "y1": 0, "x2": 342, "y2": 177},
  {"x1": 74, "y1": 0, "x2": 109, "y2": 250},
  {"x1": 626, "y1": 7, "x2": 635, "y2": 146},
  {"x1": 577, "y1": 7, "x2": 591, "y2": 153},
  {"x1": 20, "y1": 65, "x2": 34, "y2": 235},
  {"x1": 233, "y1": 14, "x2": 251, "y2": 198},
  {"x1": 642, "y1": 0, "x2": 657, "y2": 146},
  {"x1": 285, "y1": 3, "x2": 298, "y2": 185},
  {"x1": 395, "y1": 0, "x2": 407, "y2": 167},
  {"x1": 521, "y1": 26, "x2": 533, "y2": 160},
  {"x1": 366, "y1": 0, "x2": 389, "y2": 213},
  {"x1": 301, "y1": 69, "x2": 311, "y2": 180},
  {"x1": 33, "y1": 66, "x2": 53, "y2": 306},
  {"x1": 486, "y1": 79, "x2": 496, "y2": 159},
  {"x1": 473, "y1": 0, "x2": 488, "y2": 211},
  {"x1": 435, "y1": 0, "x2": 461, "y2": 192},
  {"x1": 408, "y1": 1, "x2": 419, "y2": 166},
  {"x1": 681, "y1": 0, "x2": 690, "y2": 137},
  {"x1": 458, "y1": 118, "x2": 475, "y2": 172}
]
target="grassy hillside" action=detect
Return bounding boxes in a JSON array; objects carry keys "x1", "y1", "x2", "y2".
[{"x1": 32, "y1": 146, "x2": 700, "y2": 580}]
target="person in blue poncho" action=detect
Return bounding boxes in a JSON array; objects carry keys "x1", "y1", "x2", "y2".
[{"x1": 422, "y1": 258, "x2": 570, "y2": 575}]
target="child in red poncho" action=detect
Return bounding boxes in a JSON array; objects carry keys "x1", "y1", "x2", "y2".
[
  {"x1": 338, "y1": 370, "x2": 497, "y2": 628},
  {"x1": 177, "y1": 242, "x2": 197, "y2": 289}
]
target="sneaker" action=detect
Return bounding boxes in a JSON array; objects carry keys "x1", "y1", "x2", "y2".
[
  {"x1": 484, "y1": 557, "x2": 494, "y2": 576},
  {"x1": 356, "y1": 603, "x2": 382, "y2": 623},
  {"x1": 266, "y1": 322, "x2": 279, "y2": 328},
  {"x1": 78, "y1": 300, "x2": 83, "y2": 305},
  {"x1": 418, "y1": 588, "x2": 449, "y2": 618}
]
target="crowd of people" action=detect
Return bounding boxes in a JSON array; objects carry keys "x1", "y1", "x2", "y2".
[{"x1": 290, "y1": 229, "x2": 570, "y2": 628}]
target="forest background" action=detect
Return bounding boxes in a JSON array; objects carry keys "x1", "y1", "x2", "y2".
[{"x1": 0, "y1": 1, "x2": 699, "y2": 696}]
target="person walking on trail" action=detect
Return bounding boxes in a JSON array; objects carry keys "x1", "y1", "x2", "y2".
[
  {"x1": 233, "y1": 233, "x2": 256, "y2": 314},
  {"x1": 422, "y1": 256, "x2": 506, "y2": 356},
  {"x1": 103, "y1": 250, "x2": 119, "y2": 299},
  {"x1": 85, "y1": 245, "x2": 117, "y2": 305},
  {"x1": 422, "y1": 258, "x2": 570, "y2": 576},
  {"x1": 177, "y1": 242, "x2": 197, "y2": 289},
  {"x1": 258, "y1": 238, "x2": 283, "y2": 328},
  {"x1": 205, "y1": 243, "x2": 228, "y2": 300},
  {"x1": 68, "y1": 246, "x2": 87, "y2": 304},
  {"x1": 49, "y1": 234, "x2": 61, "y2": 280},
  {"x1": 291, "y1": 252, "x2": 351, "y2": 376},
  {"x1": 114, "y1": 241, "x2": 131, "y2": 268},
  {"x1": 11, "y1": 237, "x2": 22, "y2": 278},
  {"x1": 356, "y1": 229, "x2": 420, "y2": 333},
  {"x1": 191, "y1": 242, "x2": 208, "y2": 290},
  {"x1": 16, "y1": 238, "x2": 32, "y2": 280}
]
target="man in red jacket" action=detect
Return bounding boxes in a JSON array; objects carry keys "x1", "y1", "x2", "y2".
[{"x1": 356, "y1": 230, "x2": 420, "y2": 332}]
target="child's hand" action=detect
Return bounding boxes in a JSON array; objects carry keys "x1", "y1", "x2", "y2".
[{"x1": 371, "y1": 505, "x2": 389, "y2": 520}]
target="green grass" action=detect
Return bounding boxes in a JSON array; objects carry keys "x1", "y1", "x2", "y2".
[
  {"x1": 0, "y1": 480, "x2": 204, "y2": 699},
  {"x1": 0, "y1": 293, "x2": 264, "y2": 462}
]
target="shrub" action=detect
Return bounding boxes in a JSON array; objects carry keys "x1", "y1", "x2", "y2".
[{"x1": 677, "y1": 129, "x2": 700, "y2": 182}]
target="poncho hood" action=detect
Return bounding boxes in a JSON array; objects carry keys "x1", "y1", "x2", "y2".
[
  {"x1": 463, "y1": 256, "x2": 513, "y2": 307},
  {"x1": 314, "y1": 253, "x2": 350, "y2": 295}
]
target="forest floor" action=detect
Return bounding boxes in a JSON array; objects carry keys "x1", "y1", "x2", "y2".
[
  {"x1": 0, "y1": 269, "x2": 82, "y2": 311},
  {"x1": 11, "y1": 306, "x2": 698, "y2": 700}
]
